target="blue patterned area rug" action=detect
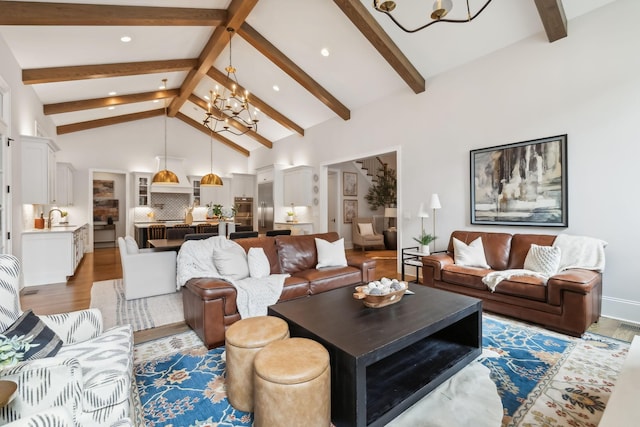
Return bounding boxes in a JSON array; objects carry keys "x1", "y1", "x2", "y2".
[{"x1": 132, "y1": 315, "x2": 629, "y2": 427}]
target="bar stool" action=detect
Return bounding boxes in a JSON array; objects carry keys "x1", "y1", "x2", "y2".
[
  {"x1": 225, "y1": 316, "x2": 289, "y2": 412},
  {"x1": 253, "y1": 338, "x2": 331, "y2": 427},
  {"x1": 146, "y1": 224, "x2": 166, "y2": 246}
]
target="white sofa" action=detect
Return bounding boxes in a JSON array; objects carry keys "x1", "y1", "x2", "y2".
[{"x1": 118, "y1": 236, "x2": 177, "y2": 300}]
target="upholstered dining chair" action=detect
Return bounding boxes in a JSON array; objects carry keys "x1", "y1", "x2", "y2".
[
  {"x1": 0, "y1": 254, "x2": 134, "y2": 427},
  {"x1": 229, "y1": 231, "x2": 259, "y2": 240},
  {"x1": 266, "y1": 229, "x2": 292, "y2": 236},
  {"x1": 166, "y1": 227, "x2": 195, "y2": 240}
]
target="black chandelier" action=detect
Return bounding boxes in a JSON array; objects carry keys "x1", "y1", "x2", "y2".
[
  {"x1": 373, "y1": 0, "x2": 494, "y2": 33},
  {"x1": 202, "y1": 28, "x2": 259, "y2": 136}
]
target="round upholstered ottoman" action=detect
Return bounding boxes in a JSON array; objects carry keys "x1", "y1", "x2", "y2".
[
  {"x1": 253, "y1": 337, "x2": 330, "y2": 427},
  {"x1": 225, "y1": 316, "x2": 290, "y2": 412}
]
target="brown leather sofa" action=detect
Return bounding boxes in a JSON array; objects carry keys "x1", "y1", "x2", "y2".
[
  {"x1": 183, "y1": 232, "x2": 377, "y2": 348},
  {"x1": 421, "y1": 230, "x2": 602, "y2": 337}
]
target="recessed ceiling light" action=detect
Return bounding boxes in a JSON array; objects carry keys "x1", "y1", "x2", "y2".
[
  {"x1": 272, "y1": 85, "x2": 280, "y2": 92},
  {"x1": 108, "y1": 91, "x2": 117, "y2": 96},
  {"x1": 153, "y1": 100, "x2": 159, "y2": 103},
  {"x1": 159, "y1": 82, "x2": 166, "y2": 90},
  {"x1": 321, "y1": 48, "x2": 330, "y2": 57},
  {"x1": 120, "y1": 36, "x2": 132, "y2": 43},
  {"x1": 108, "y1": 106, "x2": 115, "y2": 110}
]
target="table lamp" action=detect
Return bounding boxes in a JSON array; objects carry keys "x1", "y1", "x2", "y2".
[{"x1": 384, "y1": 207, "x2": 397, "y2": 230}]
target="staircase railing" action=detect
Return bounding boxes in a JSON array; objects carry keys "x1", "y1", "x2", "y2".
[{"x1": 357, "y1": 156, "x2": 385, "y2": 182}]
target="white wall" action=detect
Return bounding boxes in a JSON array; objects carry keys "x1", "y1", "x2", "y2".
[{"x1": 250, "y1": 0, "x2": 640, "y2": 323}]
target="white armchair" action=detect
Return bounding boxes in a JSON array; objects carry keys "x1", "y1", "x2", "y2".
[
  {"x1": 118, "y1": 236, "x2": 177, "y2": 300},
  {"x1": 0, "y1": 254, "x2": 133, "y2": 427}
]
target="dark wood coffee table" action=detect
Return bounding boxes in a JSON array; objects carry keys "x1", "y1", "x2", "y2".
[{"x1": 268, "y1": 284, "x2": 482, "y2": 427}]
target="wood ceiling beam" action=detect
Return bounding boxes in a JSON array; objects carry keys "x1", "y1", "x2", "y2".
[
  {"x1": 534, "y1": 0, "x2": 568, "y2": 43},
  {"x1": 206, "y1": 67, "x2": 304, "y2": 137},
  {"x1": 0, "y1": 2, "x2": 227, "y2": 26},
  {"x1": 44, "y1": 89, "x2": 179, "y2": 115},
  {"x1": 188, "y1": 94, "x2": 272, "y2": 149},
  {"x1": 176, "y1": 112, "x2": 250, "y2": 157},
  {"x1": 56, "y1": 109, "x2": 164, "y2": 135},
  {"x1": 333, "y1": 0, "x2": 425, "y2": 94},
  {"x1": 167, "y1": 0, "x2": 259, "y2": 117},
  {"x1": 238, "y1": 23, "x2": 350, "y2": 121},
  {"x1": 23, "y1": 59, "x2": 198, "y2": 85}
]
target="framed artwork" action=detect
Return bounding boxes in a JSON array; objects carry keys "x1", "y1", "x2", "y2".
[
  {"x1": 343, "y1": 199, "x2": 358, "y2": 224},
  {"x1": 470, "y1": 134, "x2": 568, "y2": 227},
  {"x1": 93, "y1": 180, "x2": 114, "y2": 198},
  {"x1": 93, "y1": 199, "x2": 119, "y2": 222},
  {"x1": 343, "y1": 172, "x2": 357, "y2": 197}
]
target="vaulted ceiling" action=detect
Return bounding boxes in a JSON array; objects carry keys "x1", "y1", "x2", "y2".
[{"x1": 0, "y1": 0, "x2": 615, "y2": 156}]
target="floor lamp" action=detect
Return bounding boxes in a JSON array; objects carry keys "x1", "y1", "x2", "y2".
[
  {"x1": 430, "y1": 194, "x2": 441, "y2": 252},
  {"x1": 418, "y1": 202, "x2": 429, "y2": 235}
]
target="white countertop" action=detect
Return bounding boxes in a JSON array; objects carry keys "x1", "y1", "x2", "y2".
[
  {"x1": 134, "y1": 221, "x2": 236, "y2": 228},
  {"x1": 22, "y1": 223, "x2": 88, "y2": 234},
  {"x1": 274, "y1": 221, "x2": 312, "y2": 225}
]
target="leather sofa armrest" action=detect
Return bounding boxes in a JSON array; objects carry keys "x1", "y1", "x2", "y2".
[
  {"x1": 421, "y1": 253, "x2": 455, "y2": 285},
  {"x1": 347, "y1": 255, "x2": 377, "y2": 283},
  {"x1": 547, "y1": 269, "x2": 602, "y2": 306},
  {"x1": 185, "y1": 278, "x2": 238, "y2": 316}
]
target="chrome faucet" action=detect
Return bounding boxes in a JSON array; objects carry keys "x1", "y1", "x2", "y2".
[{"x1": 47, "y1": 208, "x2": 63, "y2": 229}]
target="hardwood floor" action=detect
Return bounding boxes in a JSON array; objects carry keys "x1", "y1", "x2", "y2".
[{"x1": 19, "y1": 247, "x2": 403, "y2": 316}]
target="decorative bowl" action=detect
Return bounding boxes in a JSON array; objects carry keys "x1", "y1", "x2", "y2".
[{"x1": 353, "y1": 282, "x2": 408, "y2": 308}]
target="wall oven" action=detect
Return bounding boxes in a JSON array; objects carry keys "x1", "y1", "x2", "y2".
[{"x1": 234, "y1": 197, "x2": 253, "y2": 227}]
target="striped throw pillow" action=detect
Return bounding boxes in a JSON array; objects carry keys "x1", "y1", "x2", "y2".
[{"x1": 2, "y1": 309, "x2": 63, "y2": 360}]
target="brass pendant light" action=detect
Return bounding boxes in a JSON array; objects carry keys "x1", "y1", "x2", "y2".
[
  {"x1": 152, "y1": 79, "x2": 179, "y2": 184},
  {"x1": 200, "y1": 128, "x2": 223, "y2": 187}
]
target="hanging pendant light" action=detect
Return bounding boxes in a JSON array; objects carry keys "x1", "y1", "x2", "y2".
[
  {"x1": 200, "y1": 127, "x2": 223, "y2": 187},
  {"x1": 152, "y1": 79, "x2": 179, "y2": 184}
]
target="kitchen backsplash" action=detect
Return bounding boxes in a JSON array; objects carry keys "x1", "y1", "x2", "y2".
[{"x1": 133, "y1": 193, "x2": 194, "y2": 222}]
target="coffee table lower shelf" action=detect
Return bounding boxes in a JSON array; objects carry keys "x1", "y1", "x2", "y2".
[{"x1": 366, "y1": 327, "x2": 480, "y2": 425}]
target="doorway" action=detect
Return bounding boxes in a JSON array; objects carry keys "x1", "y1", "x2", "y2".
[
  {"x1": 327, "y1": 171, "x2": 338, "y2": 233},
  {"x1": 89, "y1": 169, "x2": 129, "y2": 250}
]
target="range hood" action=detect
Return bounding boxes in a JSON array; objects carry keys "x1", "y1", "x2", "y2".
[{"x1": 150, "y1": 156, "x2": 193, "y2": 194}]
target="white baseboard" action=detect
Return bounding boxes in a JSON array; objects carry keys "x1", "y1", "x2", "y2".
[{"x1": 602, "y1": 296, "x2": 640, "y2": 324}]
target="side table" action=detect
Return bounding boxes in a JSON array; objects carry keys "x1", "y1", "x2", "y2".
[
  {"x1": 0, "y1": 380, "x2": 17, "y2": 407},
  {"x1": 383, "y1": 229, "x2": 397, "y2": 250},
  {"x1": 402, "y1": 246, "x2": 429, "y2": 284}
]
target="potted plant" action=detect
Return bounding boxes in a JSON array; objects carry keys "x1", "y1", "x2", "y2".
[
  {"x1": 365, "y1": 166, "x2": 397, "y2": 211},
  {"x1": 413, "y1": 231, "x2": 435, "y2": 255},
  {"x1": 0, "y1": 333, "x2": 37, "y2": 369}
]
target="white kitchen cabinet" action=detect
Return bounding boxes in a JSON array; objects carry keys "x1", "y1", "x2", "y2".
[
  {"x1": 232, "y1": 173, "x2": 255, "y2": 198},
  {"x1": 256, "y1": 166, "x2": 275, "y2": 183},
  {"x1": 283, "y1": 166, "x2": 313, "y2": 207},
  {"x1": 21, "y1": 135, "x2": 59, "y2": 205},
  {"x1": 132, "y1": 172, "x2": 152, "y2": 207},
  {"x1": 55, "y1": 162, "x2": 75, "y2": 206},
  {"x1": 22, "y1": 225, "x2": 86, "y2": 286},
  {"x1": 201, "y1": 176, "x2": 232, "y2": 207},
  {"x1": 188, "y1": 175, "x2": 202, "y2": 206}
]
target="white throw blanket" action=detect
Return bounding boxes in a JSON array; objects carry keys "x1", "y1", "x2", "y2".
[
  {"x1": 482, "y1": 269, "x2": 550, "y2": 292},
  {"x1": 552, "y1": 234, "x2": 607, "y2": 272},
  {"x1": 176, "y1": 236, "x2": 287, "y2": 318}
]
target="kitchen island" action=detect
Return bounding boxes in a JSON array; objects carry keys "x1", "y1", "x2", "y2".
[{"x1": 22, "y1": 224, "x2": 88, "y2": 286}]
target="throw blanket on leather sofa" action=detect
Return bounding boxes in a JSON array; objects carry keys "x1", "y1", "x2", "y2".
[
  {"x1": 177, "y1": 236, "x2": 287, "y2": 318},
  {"x1": 482, "y1": 234, "x2": 607, "y2": 292}
]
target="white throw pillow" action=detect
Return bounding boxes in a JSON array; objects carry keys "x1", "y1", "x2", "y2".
[
  {"x1": 248, "y1": 247, "x2": 271, "y2": 279},
  {"x1": 211, "y1": 238, "x2": 249, "y2": 280},
  {"x1": 124, "y1": 236, "x2": 139, "y2": 254},
  {"x1": 453, "y1": 237, "x2": 490, "y2": 268},
  {"x1": 315, "y1": 238, "x2": 348, "y2": 268},
  {"x1": 524, "y1": 244, "x2": 561, "y2": 276},
  {"x1": 358, "y1": 223, "x2": 374, "y2": 236}
]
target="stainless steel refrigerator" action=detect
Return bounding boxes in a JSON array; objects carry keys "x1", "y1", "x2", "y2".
[{"x1": 258, "y1": 182, "x2": 274, "y2": 234}]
